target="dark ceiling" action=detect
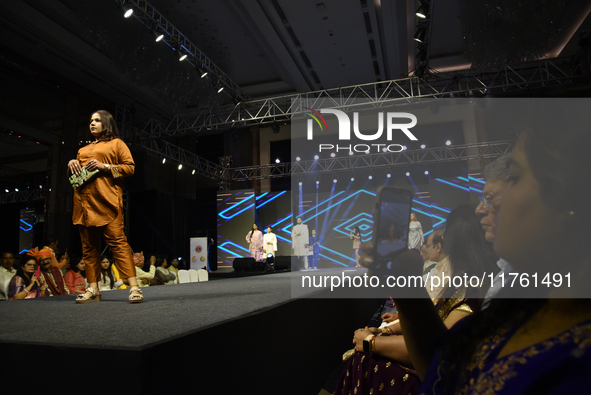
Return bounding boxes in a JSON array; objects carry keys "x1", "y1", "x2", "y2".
[{"x1": 1, "y1": 0, "x2": 591, "y2": 178}]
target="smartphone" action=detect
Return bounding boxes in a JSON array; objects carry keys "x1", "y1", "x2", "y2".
[
  {"x1": 373, "y1": 186, "x2": 413, "y2": 259},
  {"x1": 34, "y1": 265, "x2": 41, "y2": 278}
]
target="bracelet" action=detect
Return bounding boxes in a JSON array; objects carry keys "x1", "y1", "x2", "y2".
[{"x1": 370, "y1": 336, "x2": 377, "y2": 354}]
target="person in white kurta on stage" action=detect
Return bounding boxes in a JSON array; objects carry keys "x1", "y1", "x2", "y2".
[
  {"x1": 408, "y1": 212, "x2": 424, "y2": 250},
  {"x1": 291, "y1": 217, "x2": 310, "y2": 270},
  {"x1": 263, "y1": 226, "x2": 277, "y2": 257}
]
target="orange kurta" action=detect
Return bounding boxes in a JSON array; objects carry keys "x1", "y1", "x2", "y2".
[
  {"x1": 72, "y1": 138, "x2": 135, "y2": 226},
  {"x1": 72, "y1": 138, "x2": 136, "y2": 282}
]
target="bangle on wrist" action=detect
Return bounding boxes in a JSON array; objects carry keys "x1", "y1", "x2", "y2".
[{"x1": 370, "y1": 336, "x2": 377, "y2": 354}]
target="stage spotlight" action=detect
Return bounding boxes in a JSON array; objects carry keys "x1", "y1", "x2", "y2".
[
  {"x1": 351, "y1": 177, "x2": 355, "y2": 181},
  {"x1": 298, "y1": 182, "x2": 303, "y2": 186},
  {"x1": 192, "y1": 169, "x2": 196, "y2": 175},
  {"x1": 382, "y1": 147, "x2": 388, "y2": 152},
  {"x1": 4, "y1": 189, "x2": 8, "y2": 193},
  {"x1": 330, "y1": 152, "x2": 336, "y2": 158},
  {"x1": 406, "y1": 172, "x2": 410, "y2": 176},
  {"x1": 39, "y1": 185, "x2": 43, "y2": 189},
  {"x1": 124, "y1": 8, "x2": 134, "y2": 18},
  {"x1": 178, "y1": 164, "x2": 183, "y2": 170},
  {"x1": 420, "y1": 144, "x2": 426, "y2": 149},
  {"x1": 333, "y1": 179, "x2": 337, "y2": 183},
  {"x1": 413, "y1": 28, "x2": 426, "y2": 43},
  {"x1": 348, "y1": 151, "x2": 354, "y2": 156},
  {"x1": 314, "y1": 155, "x2": 319, "y2": 160},
  {"x1": 415, "y1": 2, "x2": 429, "y2": 18},
  {"x1": 296, "y1": 157, "x2": 301, "y2": 161},
  {"x1": 424, "y1": 170, "x2": 429, "y2": 175},
  {"x1": 178, "y1": 51, "x2": 188, "y2": 61},
  {"x1": 217, "y1": 84, "x2": 224, "y2": 93},
  {"x1": 275, "y1": 158, "x2": 280, "y2": 164},
  {"x1": 198, "y1": 66, "x2": 208, "y2": 78},
  {"x1": 154, "y1": 31, "x2": 164, "y2": 42},
  {"x1": 162, "y1": 158, "x2": 166, "y2": 164},
  {"x1": 368, "y1": 175, "x2": 373, "y2": 180},
  {"x1": 446, "y1": 140, "x2": 452, "y2": 146},
  {"x1": 387, "y1": 174, "x2": 391, "y2": 178},
  {"x1": 316, "y1": 180, "x2": 320, "y2": 185},
  {"x1": 15, "y1": 188, "x2": 19, "y2": 192},
  {"x1": 402, "y1": 145, "x2": 407, "y2": 150}
]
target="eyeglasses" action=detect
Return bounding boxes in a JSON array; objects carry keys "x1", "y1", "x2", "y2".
[
  {"x1": 39, "y1": 258, "x2": 52, "y2": 264},
  {"x1": 478, "y1": 194, "x2": 493, "y2": 209}
]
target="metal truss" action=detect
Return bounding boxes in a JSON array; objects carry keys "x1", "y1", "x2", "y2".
[
  {"x1": 0, "y1": 188, "x2": 45, "y2": 204},
  {"x1": 228, "y1": 140, "x2": 514, "y2": 181},
  {"x1": 135, "y1": 54, "x2": 591, "y2": 137},
  {"x1": 130, "y1": 139, "x2": 225, "y2": 180},
  {"x1": 119, "y1": 0, "x2": 248, "y2": 101}
]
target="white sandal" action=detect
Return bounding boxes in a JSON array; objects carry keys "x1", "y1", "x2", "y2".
[
  {"x1": 76, "y1": 287, "x2": 101, "y2": 303},
  {"x1": 129, "y1": 286, "x2": 143, "y2": 304}
]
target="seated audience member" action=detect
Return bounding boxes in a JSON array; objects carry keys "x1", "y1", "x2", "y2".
[
  {"x1": 43, "y1": 236, "x2": 62, "y2": 269},
  {"x1": 64, "y1": 257, "x2": 87, "y2": 294},
  {"x1": 474, "y1": 153, "x2": 516, "y2": 309},
  {"x1": 154, "y1": 255, "x2": 176, "y2": 285},
  {"x1": 58, "y1": 252, "x2": 70, "y2": 273},
  {"x1": 0, "y1": 251, "x2": 17, "y2": 301},
  {"x1": 335, "y1": 204, "x2": 496, "y2": 395},
  {"x1": 31, "y1": 247, "x2": 69, "y2": 296},
  {"x1": 98, "y1": 256, "x2": 122, "y2": 291},
  {"x1": 419, "y1": 244, "x2": 436, "y2": 279},
  {"x1": 59, "y1": 255, "x2": 71, "y2": 275},
  {"x1": 169, "y1": 257, "x2": 180, "y2": 284},
  {"x1": 8, "y1": 253, "x2": 48, "y2": 299},
  {"x1": 391, "y1": 110, "x2": 591, "y2": 394},
  {"x1": 134, "y1": 252, "x2": 155, "y2": 287}
]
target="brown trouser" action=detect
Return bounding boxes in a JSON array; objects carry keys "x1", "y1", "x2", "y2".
[{"x1": 78, "y1": 208, "x2": 136, "y2": 283}]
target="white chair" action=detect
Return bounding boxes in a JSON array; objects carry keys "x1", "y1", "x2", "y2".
[
  {"x1": 197, "y1": 269, "x2": 209, "y2": 282},
  {"x1": 177, "y1": 270, "x2": 191, "y2": 284},
  {"x1": 188, "y1": 269, "x2": 199, "y2": 282}
]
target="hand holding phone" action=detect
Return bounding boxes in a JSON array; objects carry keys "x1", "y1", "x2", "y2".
[{"x1": 373, "y1": 186, "x2": 412, "y2": 259}]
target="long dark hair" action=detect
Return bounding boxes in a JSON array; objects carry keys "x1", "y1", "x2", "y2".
[
  {"x1": 444, "y1": 205, "x2": 497, "y2": 286},
  {"x1": 250, "y1": 223, "x2": 260, "y2": 234},
  {"x1": 439, "y1": 107, "x2": 591, "y2": 392},
  {"x1": 353, "y1": 226, "x2": 360, "y2": 236},
  {"x1": 87, "y1": 110, "x2": 120, "y2": 141},
  {"x1": 71, "y1": 256, "x2": 86, "y2": 277},
  {"x1": 15, "y1": 254, "x2": 36, "y2": 288},
  {"x1": 100, "y1": 255, "x2": 115, "y2": 289}
]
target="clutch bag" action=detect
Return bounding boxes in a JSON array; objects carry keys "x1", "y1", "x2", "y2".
[{"x1": 69, "y1": 164, "x2": 99, "y2": 190}]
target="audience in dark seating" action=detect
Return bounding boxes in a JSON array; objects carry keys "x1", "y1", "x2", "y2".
[
  {"x1": 64, "y1": 256, "x2": 87, "y2": 294},
  {"x1": 388, "y1": 109, "x2": 591, "y2": 394},
  {"x1": 334, "y1": 204, "x2": 496, "y2": 395},
  {"x1": 8, "y1": 253, "x2": 48, "y2": 300},
  {"x1": 33, "y1": 247, "x2": 69, "y2": 296},
  {"x1": 154, "y1": 255, "x2": 176, "y2": 285},
  {"x1": 134, "y1": 252, "x2": 155, "y2": 287},
  {"x1": 98, "y1": 255, "x2": 122, "y2": 291},
  {"x1": 0, "y1": 251, "x2": 17, "y2": 301}
]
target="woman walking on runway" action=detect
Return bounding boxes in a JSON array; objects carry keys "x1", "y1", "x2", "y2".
[{"x1": 68, "y1": 110, "x2": 143, "y2": 303}]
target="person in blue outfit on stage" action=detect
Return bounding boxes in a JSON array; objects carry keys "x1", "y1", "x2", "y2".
[{"x1": 309, "y1": 229, "x2": 321, "y2": 269}]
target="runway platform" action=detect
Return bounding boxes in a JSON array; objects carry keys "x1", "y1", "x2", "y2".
[{"x1": 0, "y1": 270, "x2": 380, "y2": 395}]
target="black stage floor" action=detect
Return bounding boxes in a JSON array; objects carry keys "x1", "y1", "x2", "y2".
[{"x1": 0, "y1": 270, "x2": 380, "y2": 395}]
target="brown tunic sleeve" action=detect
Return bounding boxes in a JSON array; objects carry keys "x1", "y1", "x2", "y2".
[{"x1": 72, "y1": 139, "x2": 135, "y2": 227}]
